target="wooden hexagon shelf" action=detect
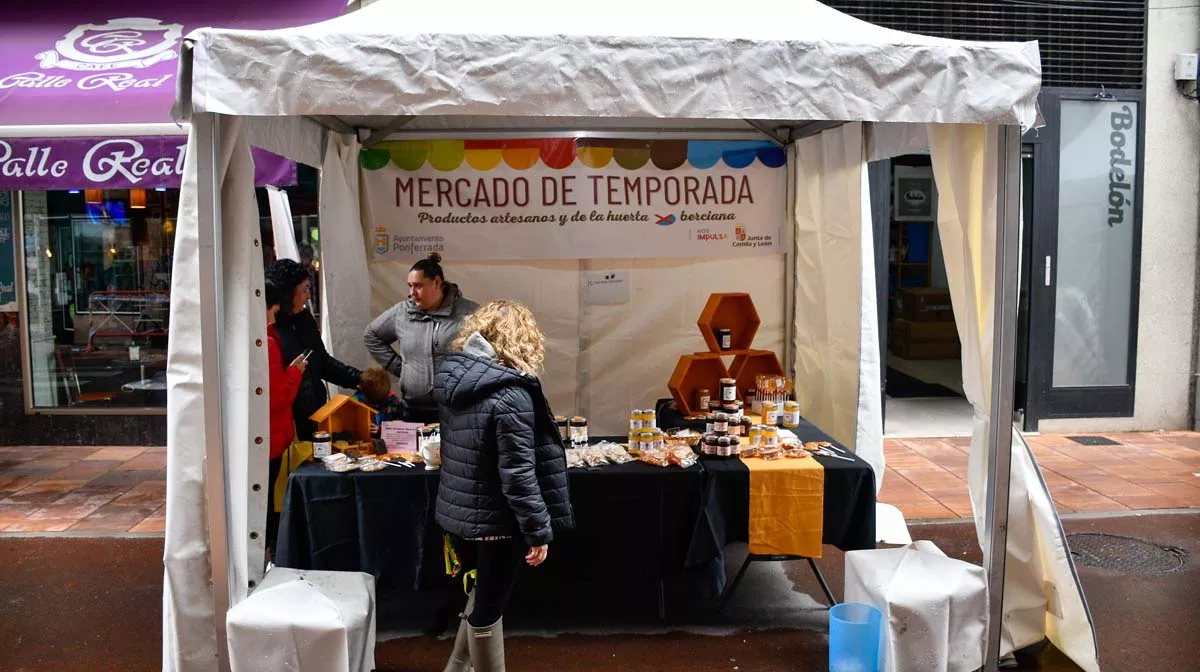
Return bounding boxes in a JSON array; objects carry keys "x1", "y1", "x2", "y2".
[
  {"x1": 697, "y1": 293, "x2": 761, "y2": 353},
  {"x1": 729, "y1": 350, "x2": 785, "y2": 396},
  {"x1": 668, "y1": 353, "x2": 730, "y2": 417}
]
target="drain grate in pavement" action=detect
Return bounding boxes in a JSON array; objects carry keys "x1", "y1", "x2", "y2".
[
  {"x1": 1066, "y1": 436, "x2": 1120, "y2": 446},
  {"x1": 1067, "y1": 533, "x2": 1186, "y2": 575}
]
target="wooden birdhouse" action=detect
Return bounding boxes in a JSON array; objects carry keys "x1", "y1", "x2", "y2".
[{"x1": 309, "y1": 394, "x2": 376, "y2": 442}]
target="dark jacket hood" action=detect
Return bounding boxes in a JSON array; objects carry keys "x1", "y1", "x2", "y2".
[{"x1": 435, "y1": 332, "x2": 539, "y2": 409}]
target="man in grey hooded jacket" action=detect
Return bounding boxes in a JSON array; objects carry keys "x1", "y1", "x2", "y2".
[{"x1": 363, "y1": 253, "x2": 479, "y2": 423}]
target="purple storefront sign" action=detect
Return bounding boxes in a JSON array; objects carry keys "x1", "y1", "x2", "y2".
[
  {"x1": 0, "y1": 136, "x2": 296, "y2": 189},
  {"x1": 0, "y1": 1, "x2": 348, "y2": 190},
  {"x1": 0, "y1": 1, "x2": 349, "y2": 127}
]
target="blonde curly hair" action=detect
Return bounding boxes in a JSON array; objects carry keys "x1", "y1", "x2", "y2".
[{"x1": 450, "y1": 300, "x2": 546, "y2": 375}]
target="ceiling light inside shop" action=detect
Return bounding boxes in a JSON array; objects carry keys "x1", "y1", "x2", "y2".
[{"x1": 129, "y1": 189, "x2": 146, "y2": 209}]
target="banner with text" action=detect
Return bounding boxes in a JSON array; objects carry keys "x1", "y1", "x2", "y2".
[
  {"x1": 0, "y1": 136, "x2": 296, "y2": 190},
  {"x1": 360, "y1": 139, "x2": 787, "y2": 261}
]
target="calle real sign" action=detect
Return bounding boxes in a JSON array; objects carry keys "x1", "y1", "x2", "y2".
[{"x1": 0, "y1": 136, "x2": 296, "y2": 190}]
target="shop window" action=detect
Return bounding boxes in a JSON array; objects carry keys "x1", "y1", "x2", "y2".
[{"x1": 22, "y1": 188, "x2": 176, "y2": 409}]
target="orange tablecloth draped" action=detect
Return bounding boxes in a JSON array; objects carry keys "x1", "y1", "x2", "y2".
[{"x1": 743, "y1": 455, "x2": 825, "y2": 558}]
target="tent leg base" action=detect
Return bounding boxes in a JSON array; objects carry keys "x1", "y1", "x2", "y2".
[{"x1": 718, "y1": 553, "x2": 837, "y2": 611}]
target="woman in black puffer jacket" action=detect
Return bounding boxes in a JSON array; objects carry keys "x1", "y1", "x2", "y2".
[
  {"x1": 264, "y1": 260, "x2": 364, "y2": 440},
  {"x1": 433, "y1": 300, "x2": 573, "y2": 672}
]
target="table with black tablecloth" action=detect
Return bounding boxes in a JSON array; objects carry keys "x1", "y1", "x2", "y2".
[
  {"x1": 277, "y1": 418, "x2": 875, "y2": 602},
  {"x1": 276, "y1": 459, "x2": 708, "y2": 592},
  {"x1": 685, "y1": 418, "x2": 877, "y2": 599}
]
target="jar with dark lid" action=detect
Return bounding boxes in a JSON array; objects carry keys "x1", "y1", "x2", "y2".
[
  {"x1": 716, "y1": 436, "x2": 733, "y2": 457},
  {"x1": 719, "y1": 377, "x2": 737, "y2": 402},
  {"x1": 313, "y1": 430, "x2": 332, "y2": 458},
  {"x1": 724, "y1": 400, "x2": 744, "y2": 422},
  {"x1": 716, "y1": 327, "x2": 733, "y2": 351},
  {"x1": 569, "y1": 416, "x2": 589, "y2": 447},
  {"x1": 705, "y1": 414, "x2": 716, "y2": 434},
  {"x1": 712, "y1": 412, "x2": 729, "y2": 434},
  {"x1": 555, "y1": 416, "x2": 569, "y2": 441},
  {"x1": 703, "y1": 435, "x2": 720, "y2": 456}
]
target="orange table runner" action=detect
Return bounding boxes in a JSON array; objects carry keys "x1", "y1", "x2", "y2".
[{"x1": 743, "y1": 456, "x2": 825, "y2": 558}]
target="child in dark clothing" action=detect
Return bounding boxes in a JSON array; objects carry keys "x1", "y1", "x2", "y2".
[{"x1": 355, "y1": 367, "x2": 405, "y2": 435}]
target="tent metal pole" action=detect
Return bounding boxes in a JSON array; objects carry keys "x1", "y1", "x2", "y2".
[
  {"x1": 194, "y1": 112, "x2": 233, "y2": 672},
  {"x1": 983, "y1": 124, "x2": 1022, "y2": 672},
  {"x1": 381, "y1": 129, "x2": 771, "y2": 142},
  {"x1": 783, "y1": 142, "x2": 798, "y2": 376}
]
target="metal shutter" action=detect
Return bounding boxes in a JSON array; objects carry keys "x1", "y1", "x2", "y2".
[{"x1": 822, "y1": 0, "x2": 1148, "y2": 89}]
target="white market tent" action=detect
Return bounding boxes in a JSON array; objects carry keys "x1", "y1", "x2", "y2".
[{"x1": 163, "y1": 1, "x2": 1100, "y2": 670}]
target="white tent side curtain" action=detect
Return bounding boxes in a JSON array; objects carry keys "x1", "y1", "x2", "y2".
[{"x1": 927, "y1": 123, "x2": 1100, "y2": 672}]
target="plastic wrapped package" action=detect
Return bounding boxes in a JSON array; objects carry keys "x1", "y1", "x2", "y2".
[
  {"x1": 668, "y1": 446, "x2": 697, "y2": 468},
  {"x1": 599, "y1": 442, "x2": 634, "y2": 464},
  {"x1": 565, "y1": 448, "x2": 585, "y2": 469}
]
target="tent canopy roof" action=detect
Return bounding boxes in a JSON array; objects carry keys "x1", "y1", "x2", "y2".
[{"x1": 179, "y1": 0, "x2": 1041, "y2": 133}]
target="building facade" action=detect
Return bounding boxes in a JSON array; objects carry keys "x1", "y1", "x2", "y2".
[
  {"x1": 0, "y1": 2, "x2": 345, "y2": 446},
  {"x1": 831, "y1": 0, "x2": 1200, "y2": 432}
]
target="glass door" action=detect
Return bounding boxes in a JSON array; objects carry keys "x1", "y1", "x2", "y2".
[{"x1": 1024, "y1": 91, "x2": 1143, "y2": 422}]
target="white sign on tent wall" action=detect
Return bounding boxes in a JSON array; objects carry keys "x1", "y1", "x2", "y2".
[
  {"x1": 582, "y1": 269, "x2": 631, "y2": 305},
  {"x1": 360, "y1": 138, "x2": 787, "y2": 261}
]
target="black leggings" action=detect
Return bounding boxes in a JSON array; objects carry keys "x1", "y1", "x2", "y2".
[{"x1": 468, "y1": 538, "x2": 526, "y2": 627}]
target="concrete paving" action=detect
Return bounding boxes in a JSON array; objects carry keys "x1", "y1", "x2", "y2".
[{"x1": 2, "y1": 513, "x2": 1195, "y2": 671}]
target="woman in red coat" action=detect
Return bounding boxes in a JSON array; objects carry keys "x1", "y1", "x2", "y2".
[{"x1": 266, "y1": 278, "x2": 306, "y2": 556}]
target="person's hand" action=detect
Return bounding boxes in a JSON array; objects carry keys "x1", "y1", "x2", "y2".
[
  {"x1": 526, "y1": 545, "x2": 548, "y2": 567},
  {"x1": 369, "y1": 423, "x2": 380, "y2": 435},
  {"x1": 289, "y1": 354, "x2": 308, "y2": 374}
]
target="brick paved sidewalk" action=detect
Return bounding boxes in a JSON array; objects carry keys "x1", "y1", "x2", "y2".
[
  {"x1": 1, "y1": 432, "x2": 1198, "y2": 533},
  {"x1": 880, "y1": 432, "x2": 1200, "y2": 519}
]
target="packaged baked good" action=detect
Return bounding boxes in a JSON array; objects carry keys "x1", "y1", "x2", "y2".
[
  {"x1": 760, "y1": 446, "x2": 783, "y2": 461},
  {"x1": 357, "y1": 457, "x2": 385, "y2": 472},
  {"x1": 322, "y1": 453, "x2": 359, "y2": 472},
  {"x1": 668, "y1": 446, "x2": 697, "y2": 468},
  {"x1": 583, "y1": 446, "x2": 609, "y2": 467},
  {"x1": 637, "y1": 448, "x2": 670, "y2": 467},
  {"x1": 565, "y1": 448, "x2": 585, "y2": 469},
  {"x1": 600, "y1": 443, "x2": 634, "y2": 464}
]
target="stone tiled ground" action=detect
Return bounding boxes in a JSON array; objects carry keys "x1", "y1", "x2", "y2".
[{"x1": 879, "y1": 432, "x2": 1200, "y2": 519}]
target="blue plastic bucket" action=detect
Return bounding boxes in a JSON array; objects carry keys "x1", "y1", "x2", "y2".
[{"x1": 829, "y1": 602, "x2": 882, "y2": 672}]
